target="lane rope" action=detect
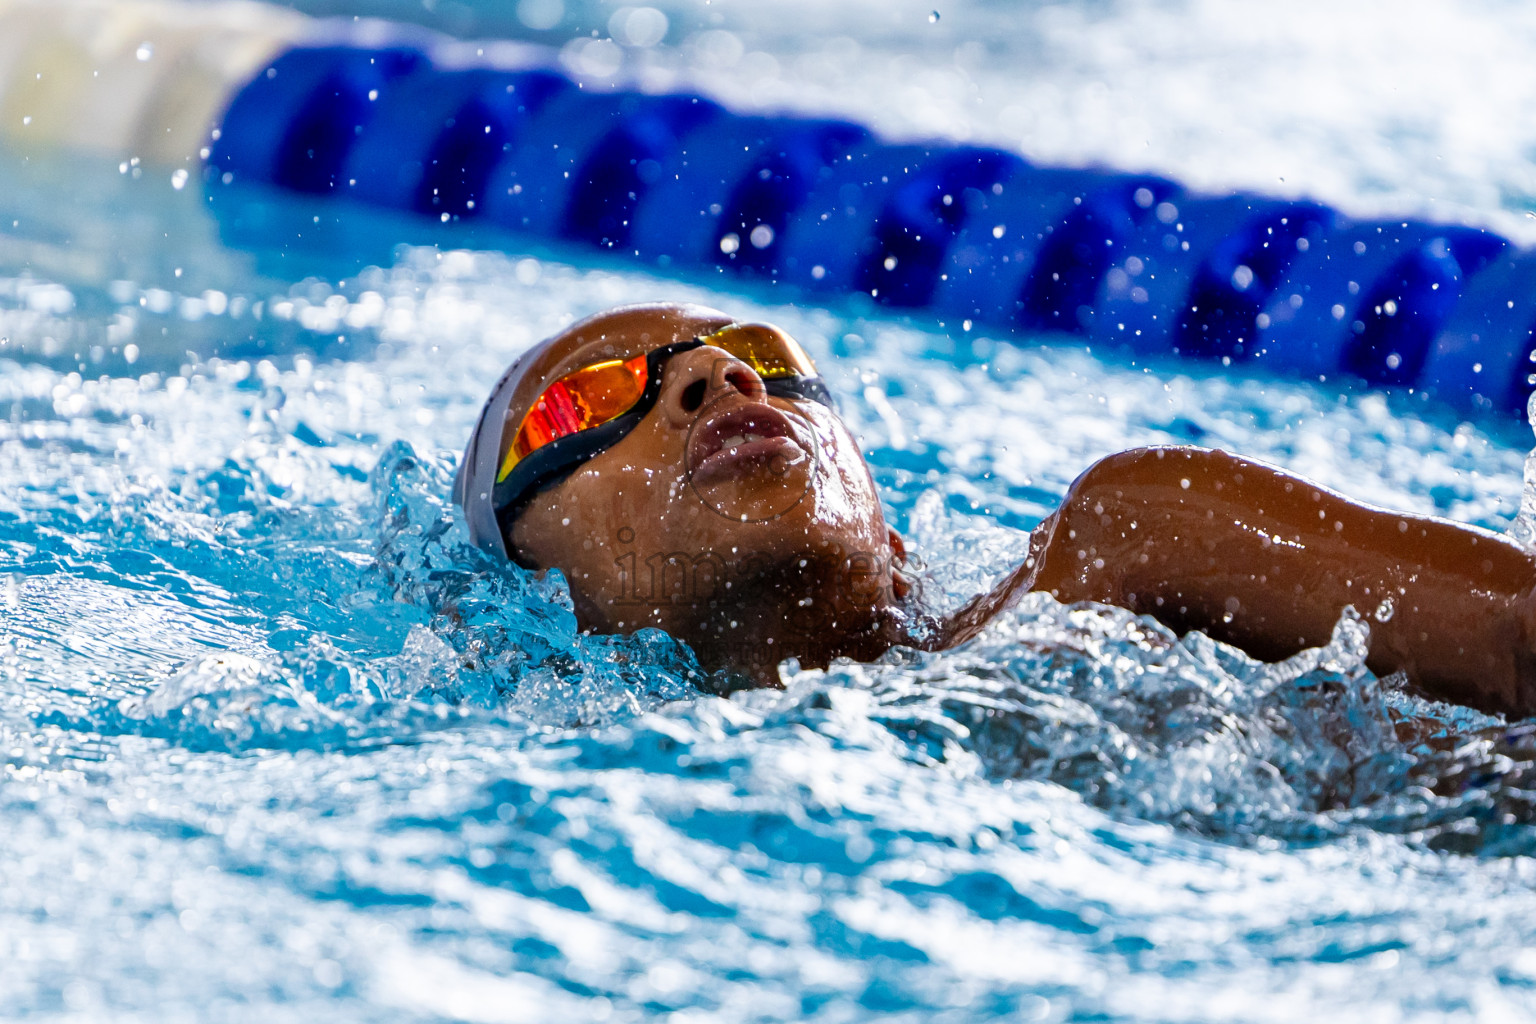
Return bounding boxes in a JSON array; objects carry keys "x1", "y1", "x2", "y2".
[{"x1": 0, "y1": 0, "x2": 1530, "y2": 417}]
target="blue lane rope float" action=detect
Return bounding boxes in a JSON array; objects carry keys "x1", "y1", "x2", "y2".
[{"x1": 1, "y1": 1, "x2": 1533, "y2": 418}]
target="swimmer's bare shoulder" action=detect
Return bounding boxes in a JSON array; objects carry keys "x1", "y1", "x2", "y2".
[{"x1": 933, "y1": 445, "x2": 1536, "y2": 718}]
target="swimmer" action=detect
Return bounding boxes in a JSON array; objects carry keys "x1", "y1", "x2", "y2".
[{"x1": 455, "y1": 302, "x2": 1536, "y2": 717}]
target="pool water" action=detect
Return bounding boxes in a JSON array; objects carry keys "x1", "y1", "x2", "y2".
[{"x1": 7, "y1": 1, "x2": 1536, "y2": 1020}]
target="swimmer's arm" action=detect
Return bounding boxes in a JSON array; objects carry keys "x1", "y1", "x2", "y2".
[{"x1": 939, "y1": 445, "x2": 1536, "y2": 718}]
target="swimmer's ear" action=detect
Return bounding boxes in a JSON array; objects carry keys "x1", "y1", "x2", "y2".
[{"x1": 887, "y1": 527, "x2": 913, "y2": 602}]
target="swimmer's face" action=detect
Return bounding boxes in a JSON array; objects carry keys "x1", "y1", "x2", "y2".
[{"x1": 505, "y1": 303, "x2": 905, "y2": 679}]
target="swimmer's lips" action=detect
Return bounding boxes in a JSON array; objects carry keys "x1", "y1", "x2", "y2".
[{"x1": 688, "y1": 403, "x2": 809, "y2": 489}]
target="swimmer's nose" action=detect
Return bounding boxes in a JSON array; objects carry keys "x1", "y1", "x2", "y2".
[{"x1": 658, "y1": 345, "x2": 768, "y2": 427}]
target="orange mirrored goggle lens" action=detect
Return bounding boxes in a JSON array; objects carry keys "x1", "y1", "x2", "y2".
[
  {"x1": 700, "y1": 323, "x2": 819, "y2": 381},
  {"x1": 496, "y1": 323, "x2": 819, "y2": 483},
  {"x1": 510, "y1": 354, "x2": 649, "y2": 465}
]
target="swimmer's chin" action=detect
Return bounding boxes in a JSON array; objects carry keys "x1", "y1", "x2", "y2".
[{"x1": 577, "y1": 592, "x2": 918, "y2": 694}]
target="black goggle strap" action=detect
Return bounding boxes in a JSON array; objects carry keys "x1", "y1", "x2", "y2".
[{"x1": 765, "y1": 375, "x2": 834, "y2": 408}]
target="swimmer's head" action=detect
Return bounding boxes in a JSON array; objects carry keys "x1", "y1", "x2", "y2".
[{"x1": 455, "y1": 302, "x2": 911, "y2": 686}]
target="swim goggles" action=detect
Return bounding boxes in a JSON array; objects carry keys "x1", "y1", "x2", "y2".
[{"x1": 491, "y1": 323, "x2": 833, "y2": 533}]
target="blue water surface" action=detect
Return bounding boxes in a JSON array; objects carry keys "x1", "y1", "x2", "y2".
[{"x1": 8, "y1": 1, "x2": 1536, "y2": 1020}]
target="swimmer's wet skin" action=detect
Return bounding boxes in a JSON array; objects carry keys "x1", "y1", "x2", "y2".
[{"x1": 457, "y1": 302, "x2": 1536, "y2": 716}]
